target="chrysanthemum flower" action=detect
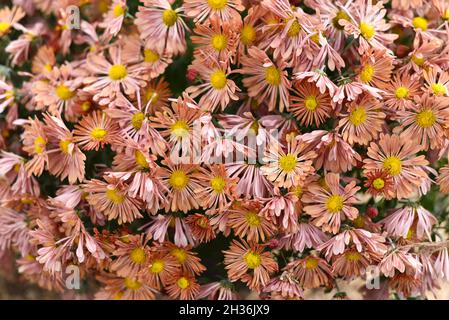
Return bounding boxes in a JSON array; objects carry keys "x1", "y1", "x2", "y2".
[
  {"x1": 198, "y1": 280, "x2": 238, "y2": 300},
  {"x1": 0, "y1": 6, "x2": 25, "y2": 37},
  {"x1": 135, "y1": 0, "x2": 189, "y2": 55},
  {"x1": 437, "y1": 165, "x2": 449, "y2": 193},
  {"x1": 383, "y1": 73, "x2": 421, "y2": 111},
  {"x1": 289, "y1": 81, "x2": 333, "y2": 127},
  {"x1": 161, "y1": 242, "x2": 206, "y2": 276},
  {"x1": 239, "y1": 46, "x2": 290, "y2": 112},
  {"x1": 0, "y1": 77, "x2": 16, "y2": 114},
  {"x1": 223, "y1": 239, "x2": 278, "y2": 292},
  {"x1": 31, "y1": 45, "x2": 56, "y2": 75},
  {"x1": 287, "y1": 255, "x2": 333, "y2": 289},
  {"x1": 226, "y1": 161, "x2": 273, "y2": 199},
  {"x1": 74, "y1": 110, "x2": 120, "y2": 151},
  {"x1": 363, "y1": 133, "x2": 433, "y2": 199},
  {"x1": 364, "y1": 170, "x2": 394, "y2": 199},
  {"x1": 95, "y1": 273, "x2": 157, "y2": 300},
  {"x1": 141, "y1": 77, "x2": 172, "y2": 113},
  {"x1": 140, "y1": 250, "x2": 180, "y2": 290},
  {"x1": 166, "y1": 273, "x2": 200, "y2": 300},
  {"x1": 185, "y1": 214, "x2": 216, "y2": 243},
  {"x1": 110, "y1": 234, "x2": 149, "y2": 278},
  {"x1": 99, "y1": 0, "x2": 127, "y2": 37},
  {"x1": 423, "y1": 68, "x2": 449, "y2": 97},
  {"x1": 357, "y1": 48, "x2": 394, "y2": 88},
  {"x1": 261, "y1": 136, "x2": 316, "y2": 189},
  {"x1": 144, "y1": 214, "x2": 195, "y2": 247},
  {"x1": 279, "y1": 222, "x2": 329, "y2": 253},
  {"x1": 303, "y1": 173, "x2": 360, "y2": 234},
  {"x1": 337, "y1": 94, "x2": 386, "y2": 146},
  {"x1": 183, "y1": 0, "x2": 244, "y2": 24},
  {"x1": 379, "y1": 248, "x2": 422, "y2": 278},
  {"x1": 263, "y1": 271, "x2": 304, "y2": 300},
  {"x1": 83, "y1": 175, "x2": 143, "y2": 224}
]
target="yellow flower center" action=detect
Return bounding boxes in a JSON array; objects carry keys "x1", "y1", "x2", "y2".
[
  {"x1": 44, "y1": 63, "x2": 53, "y2": 72},
  {"x1": 169, "y1": 170, "x2": 189, "y2": 190},
  {"x1": 431, "y1": 83, "x2": 447, "y2": 96},
  {"x1": 411, "y1": 54, "x2": 425, "y2": 66},
  {"x1": 265, "y1": 65, "x2": 281, "y2": 86},
  {"x1": 113, "y1": 292, "x2": 123, "y2": 300},
  {"x1": 177, "y1": 277, "x2": 190, "y2": 289},
  {"x1": 210, "y1": 70, "x2": 227, "y2": 89},
  {"x1": 130, "y1": 247, "x2": 146, "y2": 264},
  {"x1": 383, "y1": 156, "x2": 402, "y2": 176},
  {"x1": 372, "y1": 177, "x2": 385, "y2": 190},
  {"x1": 59, "y1": 139, "x2": 71, "y2": 154},
  {"x1": 211, "y1": 34, "x2": 228, "y2": 51},
  {"x1": 0, "y1": 22, "x2": 11, "y2": 34},
  {"x1": 55, "y1": 85, "x2": 74, "y2": 101},
  {"x1": 210, "y1": 176, "x2": 226, "y2": 193},
  {"x1": 106, "y1": 188, "x2": 125, "y2": 204},
  {"x1": 416, "y1": 109, "x2": 436, "y2": 128},
  {"x1": 305, "y1": 257, "x2": 318, "y2": 269},
  {"x1": 150, "y1": 260, "x2": 165, "y2": 274},
  {"x1": 332, "y1": 10, "x2": 349, "y2": 30},
  {"x1": 359, "y1": 22, "x2": 375, "y2": 40},
  {"x1": 90, "y1": 127, "x2": 108, "y2": 141},
  {"x1": 345, "y1": 251, "x2": 362, "y2": 262},
  {"x1": 349, "y1": 106, "x2": 367, "y2": 126},
  {"x1": 34, "y1": 136, "x2": 46, "y2": 154},
  {"x1": 443, "y1": 9, "x2": 449, "y2": 20},
  {"x1": 250, "y1": 121, "x2": 259, "y2": 135},
  {"x1": 360, "y1": 64, "x2": 374, "y2": 83},
  {"x1": 81, "y1": 101, "x2": 91, "y2": 112},
  {"x1": 134, "y1": 150, "x2": 149, "y2": 169},
  {"x1": 108, "y1": 64, "x2": 128, "y2": 80},
  {"x1": 395, "y1": 86, "x2": 409, "y2": 99},
  {"x1": 244, "y1": 251, "x2": 261, "y2": 269},
  {"x1": 292, "y1": 185, "x2": 303, "y2": 197},
  {"x1": 240, "y1": 25, "x2": 256, "y2": 45},
  {"x1": 131, "y1": 112, "x2": 145, "y2": 130},
  {"x1": 112, "y1": 4, "x2": 125, "y2": 17},
  {"x1": 412, "y1": 17, "x2": 428, "y2": 31},
  {"x1": 310, "y1": 33, "x2": 320, "y2": 44},
  {"x1": 245, "y1": 211, "x2": 261, "y2": 227},
  {"x1": 406, "y1": 228, "x2": 414, "y2": 240},
  {"x1": 325, "y1": 195, "x2": 344, "y2": 213},
  {"x1": 171, "y1": 248, "x2": 187, "y2": 263},
  {"x1": 144, "y1": 49, "x2": 160, "y2": 63},
  {"x1": 124, "y1": 278, "x2": 142, "y2": 290},
  {"x1": 279, "y1": 153, "x2": 297, "y2": 172},
  {"x1": 162, "y1": 9, "x2": 178, "y2": 27},
  {"x1": 170, "y1": 120, "x2": 190, "y2": 138},
  {"x1": 145, "y1": 89, "x2": 159, "y2": 103},
  {"x1": 304, "y1": 95, "x2": 318, "y2": 111},
  {"x1": 196, "y1": 216, "x2": 209, "y2": 229},
  {"x1": 207, "y1": 0, "x2": 227, "y2": 10},
  {"x1": 287, "y1": 19, "x2": 301, "y2": 37}
]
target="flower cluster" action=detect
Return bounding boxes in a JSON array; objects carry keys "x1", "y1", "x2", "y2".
[{"x1": 2, "y1": 0, "x2": 449, "y2": 300}]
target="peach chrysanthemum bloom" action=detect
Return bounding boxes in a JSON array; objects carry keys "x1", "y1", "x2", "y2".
[
  {"x1": 423, "y1": 68, "x2": 449, "y2": 97},
  {"x1": 0, "y1": 77, "x2": 15, "y2": 114},
  {"x1": 110, "y1": 234, "x2": 149, "y2": 278},
  {"x1": 141, "y1": 77, "x2": 172, "y2": 113},
  {"x1": 261, "y1": 135, "x2": 316, "y2": 189},
  {"x1": 278, "y1": 222, "x2": 329, "y2": 253},
  {"x1": 183, "y1": 0, "x2": 244, "y2": 24},
  {"x1": 289, "y1": 81, "x2": 333, "y2": 127},
  {"x1": 337, "y1": 94, "x2": 386, "y2": 146},
  {"x1": 396, "y1": 94, "x2": 449, "y2": 150},
  {"x1": 383, "y1": 73, "x2": 421, "y2": 111},
  {"x1": 99, "y1": 0, "x2": 127, "y2": 37},
  {"x1": 74, "y1": 110, "x2": 120, "y2": 151},
  {"x1": 239, "y1": 46, "x2": 290, "y2": 112},
  {"x1": 166, "y1": 272, "x2": 200, "y2": 300},
  {"x1": 83, "y1": 175, "x2": 143, "y2": 224},
  {"x1": 357, "y1": 48, "x2": 393, "y2": 88},
  {"x1": 379, "y1": 248, "x2": 422, "y2": 279},
  {"x1": 83, "y1": 46, "x2": 148, "y2": 105},
  {"x1": 286, "y1": 254, "x2": 333, "y2": 289},
  {"x1": 161, "y1": 242, "x2": 206, "y2": 276},
  {"x1": 223, "y1": 239, "x2": 278, "y2": 292},
  {"x1": 185, "y1": 214, "x2": 216, "y2": 243},
  {"x1": 139, "y1": 250, "x2": 180, "y2": 290},
  {"x1": 0, "y1": 5, "x2": 25, "y2": 37},
  {"x1": 303, "y1": 173, "x2": 360, "y2": 234},
  {"x1": 363, "y1": 133, "x2": 433, "y2": 199},
  {"x1": 364, "y1": 170, "x2": 394, "y2": 199},
  {"x1": 31, "y1": 45, "x2": 56, "y2": 75},
  {"x1": 135, "y1": 0, "x2": 189, "y2": 55},
  {"x1": 95, "y1": 273, "x2": 157, "y2": 300}
]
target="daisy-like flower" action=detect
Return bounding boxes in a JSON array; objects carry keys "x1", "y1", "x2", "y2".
[
  {"x1": 186, "y1": 57, "x2": 240, "y2": 112},
  {"x1": 357, "y1": 48, "x2": 394, "y2": 89},
  {"x1": 194, "y1": 164, "x2": 238, "y2": 211},
  {"x1": 99, "y1": 0, "x2": 127, "y2": 37},
  {"x1": 160, "y1": 161, "x2": 202, "y2": 213},
  {"x1": 16, "y1": 117, "x2": 48, "y2": 177},
  {"x1": 83, "y1": 175, "x2": 143, "y2": 224},
  {"x1": 337, "y1": 94, "x2": 386, "y2": 146},
  {"x1": 363, "y1": 133, "x2": 433, "y2": 199},
  {"x1": 227, "y1": 200, "x2": 276, "y2": 243},
  {"x1": 161, "y1": 242, "x2": 206, "y2": 275},
  {"x1": 95, "y1": 273, "x2": 157, "y2": 300},
  {"x1": 286, "y1": 254, "x2": 333, "y2": 289},
  {"x1": 135, "y1": 0, "x2": 189, "y2": 55},
  {"x1": 185, "y1": 214, "x2": 216, "y2": 243},
  {"x1": 31, "y1": 45, "x2": 56, "y2": 75},
  {"x1": 396, "y1": 94, "x2": 449, "y2": 150},
  {"x1": 380, "y1": 206, "x2": 437, "y2": 241},
  {"x1": 303, "y1": 173, "x2": 360, "y2": 234},
  {"x1": 83, "y1": 46, "x2": 148, "y2": 105},
  {"x1": 364, "y1": 170, "x2": 394, "y2": 199},
  {"x1": 294, "y1": 70, "x2": 338, "y2": 99},
  {"x1": 42, "y1": 114, "x2": 85, "y2": 184},
  {"x1": 0, "y1": 6, "x2": 25, "y2": 37},
  {"x1": 383, "y1": 73, "x2": 421, "y2": 111},
  {"x1": 183, "y1": 0, "x2": 244, "y2": 24},
  {"x1": 289, "y1": 81, "x2": 333, "y2": 127},
  {"x1": 423, "y1": 68, "x2": 449, "y2": 97},
  {"x1": 239, "y1": 46, "x2": 290, "y2": 112},
  {"x1": 166, "y1": 273, "x2": 200, "y2": 300},
  {"x1": 110, "y1": 234, "x2": 149, "y2": 278},
  {"x1": 263, "y1": 271, "x2": 304, "y2": 300},
  {"x1": 74, "y1": 111, "x2": 120, "y2": 151},
  {"x1": 140, "y1": 250, "x2": 180, "y2": 290},
  {"x1": 226, "y1": 161, "x2": 273, "y2": 199},
  {"x1": 191, "y1": 17, "x2": 238, "y2": 62},
  {"x1": 141, "y1": 77, "x2": 172, "y2": 112},
  {"x1": 339, "y1": 0, "x2": 398, "y2": 55},
  {"x1": 261, "y1": 135, "x2": 316, "y2": 189},
  {"x1": 223, "y1": 239, "x2": 278, "y2": 292}
]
